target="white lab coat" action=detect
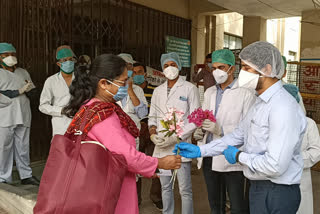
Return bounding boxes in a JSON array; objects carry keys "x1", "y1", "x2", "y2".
[
  {"x1": 297, "y1": 117, "x2": 320, "y2": 214},
  {"x1": 199, "y1": 80, "x2": 256, "y2": 171},
  {"x1": 0, "y1": 68, "x2": 32, "y2": 127},
  {"x1": 0, "y1": 67, "x2": 33, "y2": 181},
  {"x1": 39, "y1": 72, "x2": 73, "y2": 136},
  {"x1": 149, "y1": 76, "x2": 200, "y2": 162},
  {"x1": 0, "y1": 94, "x2": 12, "y2": 108}
]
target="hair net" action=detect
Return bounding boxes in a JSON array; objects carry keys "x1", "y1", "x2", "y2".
[
  {"x1": 56, "y1": 45, "x2": 76, "y2": 60},
  {"x1": 161, "y1": 52, "x2": 182, "y2": 71},
  {"x1": 282, "y1": 56, "x2": 287, "y2": 69},
  {"x1": 211, "y1": 49, "x2": 235, "y2": 66},
  {"x1": 283, "y1": 84, "x2": 300, "y2": 103},
  {"x1": 0, "y1": 43, "x2": 16, "y2": 54},
  {"x1": 239, "y1": 41, "x2": 284, "y2": 79},
  {"x1": 118, "y1": 53, "x2": 135, "y2": 64}
]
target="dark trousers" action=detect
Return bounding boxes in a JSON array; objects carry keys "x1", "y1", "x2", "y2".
[
  {"x1": 137, "y1": 121, "x2": 162, "y2": 204},
  {"x1": 249, "y1": 180, "x2": 300, "y2": 214},
  {"x1": 203, "y1": 157, "x2": 249, "y2": 214}
]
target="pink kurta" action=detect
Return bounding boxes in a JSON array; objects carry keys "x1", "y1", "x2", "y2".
[{"x1": 86, "y1": 100, "x2": 158, "y2": 214}]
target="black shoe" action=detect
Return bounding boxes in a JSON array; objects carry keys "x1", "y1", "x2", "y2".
[
  {"x1": 153, "y1": 201, "x2": 163, "y2": 211},
  {"x1": 21, "y1": 176, "x2": 40, "y2": 186}
]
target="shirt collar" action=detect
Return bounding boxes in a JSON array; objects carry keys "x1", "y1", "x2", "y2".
[
  {"x1": 259, "y1": 80, "x2": 282, "y2": 103},
  {"x1": 216, "y1": 79, "x2": 236, "y2": 91}
]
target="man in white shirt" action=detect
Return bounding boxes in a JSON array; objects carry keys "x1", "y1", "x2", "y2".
[
  {"x1": 39, "y1": 45, "x2": 76, "y2": 136},
  {"x1": 200, "y1": 49, "x2": 255, "y2": 214},
  {"x1": 176, "y1": 42, "x2": 307, "y2": 214}
]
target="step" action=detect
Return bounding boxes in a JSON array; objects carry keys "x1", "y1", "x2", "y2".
[{"x1": 0, "y1": 161, "x2": 45, "y2": 214}]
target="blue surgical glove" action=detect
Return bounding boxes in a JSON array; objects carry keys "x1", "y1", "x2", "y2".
[
  {"x1": 222, "y1": 146, "x2": 239, "y2": 164},
  {"x1": 173, "y1": 142, "x2": 201, "y2": 159}
]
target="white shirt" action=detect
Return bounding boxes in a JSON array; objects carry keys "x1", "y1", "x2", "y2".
[
  {"x1": 0, "y1": 68, "x2": 32, "y2": 127},
  {"x1": 39, "y1": 72, "x2": 73, "y2": 136},
  {"x1": 201, "y1": 81, "x2": 307, "y2": 184},
  {"x1": 297, "y1": 117, "x2": 320, "y2": 214},
  {"x1": 201, "y1": 80, "x2": 256, "y2": 172},
  {"x1": 149, "y1": 76, "x2": 200, "y2": 161}
]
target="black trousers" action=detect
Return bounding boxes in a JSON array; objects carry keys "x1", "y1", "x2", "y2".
[
  {"x1": 203, "y1": 157, "x2": 249, "y2": 214},
  {"x1": 249, "y1": 180, "x2": 300, "y2": 214}
]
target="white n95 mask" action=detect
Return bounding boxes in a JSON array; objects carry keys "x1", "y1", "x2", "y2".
[
  {"x1": 2, "y1": 56, "x2": 17, "y2": 67},
  {"x1": 238, "y1": 69, "x2": 260, "y2": 90},
  {"x1": 163, "y1": 66, "x2": 179, "y2": 80},
  {"x1": 213, "y1": 66, "x2": 231, "y2": 84}
]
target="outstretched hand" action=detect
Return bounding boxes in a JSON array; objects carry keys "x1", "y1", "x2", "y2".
[
  {"x1": 158, "y1": 155, "x2": 181, "y2": 170},
  {"x1": 173, "y1": 142, "x2": 201, "y2": 159}
]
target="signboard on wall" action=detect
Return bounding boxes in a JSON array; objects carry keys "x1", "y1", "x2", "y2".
[
  {"x1": 146, "y1": 66, "x2": 166, "y2": 86},
  {"x1": 165, "y1": 36, "x2": 191, "y2": 68}
]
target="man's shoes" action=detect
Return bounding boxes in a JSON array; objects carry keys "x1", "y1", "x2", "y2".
[
  {"x1": 153, "y1": 201, "x2": 163, "y2": 211},
  {"x1": 21, "y1": 176, "x2": 40, "y2": 186}
]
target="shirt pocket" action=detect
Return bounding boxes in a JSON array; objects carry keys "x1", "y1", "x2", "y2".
[{"x1": 247, "y1": 120, "x2": 268, "y2": 154}]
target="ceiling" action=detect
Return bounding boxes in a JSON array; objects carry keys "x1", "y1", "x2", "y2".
[{"x1": 208, "y1": 0, "x2": 316, "y2": 19}]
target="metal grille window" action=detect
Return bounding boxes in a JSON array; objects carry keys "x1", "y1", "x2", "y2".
[{"x1": 0, "y1": 0, "x2": 191, "y2": 162}]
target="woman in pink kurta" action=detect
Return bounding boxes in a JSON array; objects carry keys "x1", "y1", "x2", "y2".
[
  {"x1": 62, "y1": 54, "x2": 181, "y2": 213},
  {"x1": 86, "y1": 99, "x2": 157, "y2": 213}
]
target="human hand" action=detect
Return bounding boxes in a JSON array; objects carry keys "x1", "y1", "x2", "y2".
[
  {"x1": 173, "y1": 142, "x2": 201, "y2": 159},
  {"x1": 202, "y1": 119, "x2": 221, "y2": 136},
  {"x1": 26, "y1": 81, "x2": 36, "y2": 92},
  {"x1": 158, "y1": 155, "x2": 181, "y2": 170},
  {"x1": 18, "y1": 82, "x2": 33, "y2": 94},
  {"x1": 157, "y1": 135, "x2": 179, "y2": 149},
  {"x1": 193, "y1": 128, "x2": 204, "y2": 141},
  {"x1": 150, "y1": 134, "x2": 165, "y2": 145},
  {"x1": 222, "y1": 146, "x2": 239, "y2": 164}
]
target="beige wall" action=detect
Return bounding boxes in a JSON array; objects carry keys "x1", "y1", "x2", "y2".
[
  {"x1": 242, "y1": 16, "x2": 266, "y2": 47},
  {"x1": 214, "y1": 12, "x2": 243, "y2": 51},
  {"x1": 300, "y1": 9, "x2": 320, "y2": 61}
]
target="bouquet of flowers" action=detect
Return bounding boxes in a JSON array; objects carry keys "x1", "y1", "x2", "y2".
[
  {"x1": 159, "y1": 107, "x2": 184, "y2": 189},
  {"x1": 187, "y1": 108, "x2": 216, "y2": 127}
]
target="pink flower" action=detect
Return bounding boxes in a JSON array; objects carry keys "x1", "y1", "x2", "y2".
[
  {"x1": 169, "y1": 124, "x2": 176, "y2": 132},
  {"x1": 188, "y1": 108, "x2": 216, "y2": 127}
]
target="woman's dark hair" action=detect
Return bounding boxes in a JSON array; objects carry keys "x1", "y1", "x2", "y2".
[{"x1": 64, "y1": 54, "x2": 127, "y2": 117}]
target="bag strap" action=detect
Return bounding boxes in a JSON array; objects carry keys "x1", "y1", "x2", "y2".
[{"x1": 55, "y1": 107, "x2": 89, "y2": 214}]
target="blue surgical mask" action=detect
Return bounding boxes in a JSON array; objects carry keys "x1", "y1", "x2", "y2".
[
  {"x1": 133, "y1": 75, "x2": 145, "y2": 85},
  {"x1": 105, "y1": 80, "x2": 128, "y2": 102},
  {"x1": 60, "y1": 61, "x2": 75, "y2": 74},
  {"x1": 128, "y1": 70, "x2": 133, "y2": 78},
  {"x1": 207, "y1": 63, "x2": 213, "y2": 69}
]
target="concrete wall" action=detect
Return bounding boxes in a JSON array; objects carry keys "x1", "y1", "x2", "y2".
[
  {"x1": 215, "y1": 12, "x2": 243, "y2": 51},
  {"x1": 300, "y1": 9, "x2": 320, "y2": 62},
  {"x1": 243, "y1": 16, "x2": 266, "y2": 47}
]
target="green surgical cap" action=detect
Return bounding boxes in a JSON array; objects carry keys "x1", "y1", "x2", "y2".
[
  {"x1": 0, "y1": 43, "x2": 16, "y2": 54},
  {"x1": 211, "y1": 49, "x2": 235, "y2": 66},
  {"x1": 282, "y1": 56, "x2": 287, "y2": 69},
  {"x1": 56, "y1": 48, "x2": 75, "y2": 60},
  {"x1": 283, "y1": 84, "x2": 300, "y2": 103},
  {"x1": 160, "y1": 52, "x2": 182, "y2": 70}
]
